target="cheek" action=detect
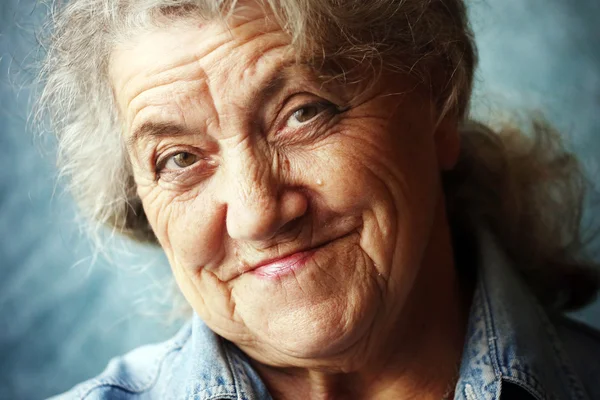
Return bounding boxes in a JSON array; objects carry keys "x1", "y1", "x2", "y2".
[
  {"x1": 293, "y1": 118, "x2": 440, "y2": 274},
  {"x1": 306, "y1": 115, "x2": 438, "y2": 208},
  {"x1": 138, "y1": 183, "x2": 225, "y2": 270}
]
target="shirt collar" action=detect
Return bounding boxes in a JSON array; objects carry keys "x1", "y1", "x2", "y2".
[
  {"x1": 178, "y1": 316, "x2": 271, "y2": 400},
  {"x1": 455, "y1": 227, "x2": 590, "y2": 400}
]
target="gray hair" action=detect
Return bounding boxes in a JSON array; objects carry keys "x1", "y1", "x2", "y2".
[{"x1": 37, "y1": 0, "x2": 598, "y2": 310}]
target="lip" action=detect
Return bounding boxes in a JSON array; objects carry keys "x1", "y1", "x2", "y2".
[
  {"x1": 239, "y1": 232, "x2": 355, "y2": 280},
  {"x1": 250, "y1": 248, "x2": 318, "y2": 279}
]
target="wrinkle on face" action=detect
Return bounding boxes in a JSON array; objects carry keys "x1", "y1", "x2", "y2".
[{"x1": 110, "y1": 5, "x2": 454, "y2": 377}]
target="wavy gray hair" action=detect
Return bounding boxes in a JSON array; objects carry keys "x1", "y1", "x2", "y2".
[{"x1": 37, "y1": 0, "x2": 598, "y2": 310}]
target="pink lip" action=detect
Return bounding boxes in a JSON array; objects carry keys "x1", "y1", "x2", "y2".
[{"x1": 251, "y1": 249, "x2": 317, "y2": 279}]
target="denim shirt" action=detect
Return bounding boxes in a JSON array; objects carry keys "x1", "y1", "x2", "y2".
[{"x1": 50, "y1": 230, "x2": 600, "y2": 400}]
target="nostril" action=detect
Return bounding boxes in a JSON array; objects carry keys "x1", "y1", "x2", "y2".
[
  {"x1": 277, "y1": 214, "x2": 305, "y2": 238},
  {"x1": 225, "y1": 189, "x2": 308, "y2": 242}
]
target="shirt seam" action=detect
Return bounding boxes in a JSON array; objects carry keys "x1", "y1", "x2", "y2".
[
  {"x1": 77, "y1": 325, "x2": 192, "y2": 399},
  {"x1": 479, "y1": 269, "x2": 502, "y2": 380},
  {"x1": 531, "y1": 300, "x2": 590, "y2": 400},
  {"x1": 480, "y1": 268, "x2": 579, "y2": 400},
  {"x1": 478, "y1": 244, "x2": 590, "y2": 400},
  {"x1": 190, "y1": 383, "x2": 239, "y2": 400},
  {"x1": 223, "y1": 339, "x2": 250, "y2": 400},
  {"x1": 163, "y1": 334, "x2": 188, "y2": 399},
  {"x1": 501, "y1": 373, "x2": 553, "y2": 400}
]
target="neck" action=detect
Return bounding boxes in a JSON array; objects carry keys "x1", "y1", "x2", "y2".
[{"x1": 253, "y1": 199, "x2": 470, "y2": 400}]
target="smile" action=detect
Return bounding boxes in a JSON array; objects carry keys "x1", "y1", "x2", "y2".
[
  {"x1": 246, "y1": 235, "x2": 346, "y2": 279},
  {"x1": 250, "y1": 247, "x2": 318, "y2": 279}
]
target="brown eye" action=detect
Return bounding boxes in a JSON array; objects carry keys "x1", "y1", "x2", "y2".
[
  {"x1": 166, "y1": 152, "x2": 199, "y2": 169},
  {"x1": 286, "y1": 103, "x2": 327, "y2": 128},
  {"x1": 294, "y1": 106, "x2": 319, "y2": 122}
]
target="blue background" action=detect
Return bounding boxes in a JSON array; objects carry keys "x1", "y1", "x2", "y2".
[{"x1": 1, "y1": 1, "x2": 599, "y2": 399}]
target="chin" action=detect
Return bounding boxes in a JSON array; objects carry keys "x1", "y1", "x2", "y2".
[
  {"x1": 275, "y1": 310, "x2": 377, "y2": 362},
  {"x1": 234, "y1": 274, "x2": 383, "y2": 365}
]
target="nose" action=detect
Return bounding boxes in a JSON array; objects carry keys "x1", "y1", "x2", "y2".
[{"x1": 222, "y1": 146, "x2": 308, "y2": 242}]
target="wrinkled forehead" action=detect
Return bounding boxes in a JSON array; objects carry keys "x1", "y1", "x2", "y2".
[
  {"x1": 107, "y1": 1, "x2": 426, "y2": 137},
  {"x1": 109, "y1": 5, "x2": 288, "y2": 94},
  {"x1": 107, "y1": 7, "x2": 305, "y2": 129}
]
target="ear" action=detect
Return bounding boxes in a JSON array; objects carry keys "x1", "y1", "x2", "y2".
[{"x1": 434, "y1": 117, "x2": 461, "y2": 171}]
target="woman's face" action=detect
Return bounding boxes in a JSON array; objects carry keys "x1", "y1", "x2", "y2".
[{"x1": 110, "y1": 9, "x2": 458, "y2": 369}]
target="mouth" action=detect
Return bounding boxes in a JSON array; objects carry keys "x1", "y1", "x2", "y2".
[{"x1": 243, "y1": 237, "x2": 341, "y2": 280}]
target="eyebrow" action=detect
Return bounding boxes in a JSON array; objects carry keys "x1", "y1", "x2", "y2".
[
  {"x1": 257, "y1": 69, "x2": 290, "y2": 104},
  {"x1": 127, "y1": 121, "x2": 188, "y2": 149}
]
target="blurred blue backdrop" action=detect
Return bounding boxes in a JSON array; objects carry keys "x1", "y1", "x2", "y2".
[{"x1": 1, "y1": 1, "x2": 599, "y2": 399}]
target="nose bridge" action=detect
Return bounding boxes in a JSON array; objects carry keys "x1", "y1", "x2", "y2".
[
  {"x1": 223, "y1": 138, "x2": 279, "y2": 240},
  {"x1": 233, "y1": 144, "x2": 275, "y2": 213}
]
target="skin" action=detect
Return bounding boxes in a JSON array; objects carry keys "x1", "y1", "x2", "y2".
[{"x1": 110, "y1": 6, "x2": 467, "y2": 400}]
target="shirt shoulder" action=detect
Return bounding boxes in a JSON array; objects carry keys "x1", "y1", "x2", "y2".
[
  {"x1": 552, "y1": 316, "x2": 600, "y2": 399},
  {"x1": 48, "y1": 322, "x2": 192, "y2": 400}
]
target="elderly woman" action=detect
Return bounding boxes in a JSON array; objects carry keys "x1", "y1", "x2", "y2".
[{"x1": 40, "y1": 0, "x2": 600, "y2": 399}]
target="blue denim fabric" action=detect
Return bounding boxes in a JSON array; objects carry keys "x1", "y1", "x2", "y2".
[
  {"x1": 49, "y1": 230, "x2": 600, "y2": 400},
  {"x1": 455, "y1": 229, "x2": 600, "y2": 400}
]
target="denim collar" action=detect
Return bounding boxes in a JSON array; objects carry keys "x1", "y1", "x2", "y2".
[
  {"x1": 180, "y1": 229, "x2": 590, "y2": 400},
  {"x1": 174, "y1": 316, "x2": 271, "y2": 400},
  {"x1": 455, "y1": 228, "x2": 590, "y2": 400}
]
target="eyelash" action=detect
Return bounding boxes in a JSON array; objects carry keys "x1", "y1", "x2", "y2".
[{"x1": 277, "y1": 99, "x2": 343, "y2": 136}]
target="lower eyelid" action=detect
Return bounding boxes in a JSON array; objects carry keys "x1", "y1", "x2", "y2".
[{"x1": 158, "y1": 159, "x2": 216, "y2": 182}]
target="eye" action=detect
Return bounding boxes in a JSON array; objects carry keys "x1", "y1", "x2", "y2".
[
  {"x1": 285, "y1": 103, "x2": 328, "y2": 128},
  {"x1": 163, "y1": 152, "x2": 199, "y2": 170}
]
